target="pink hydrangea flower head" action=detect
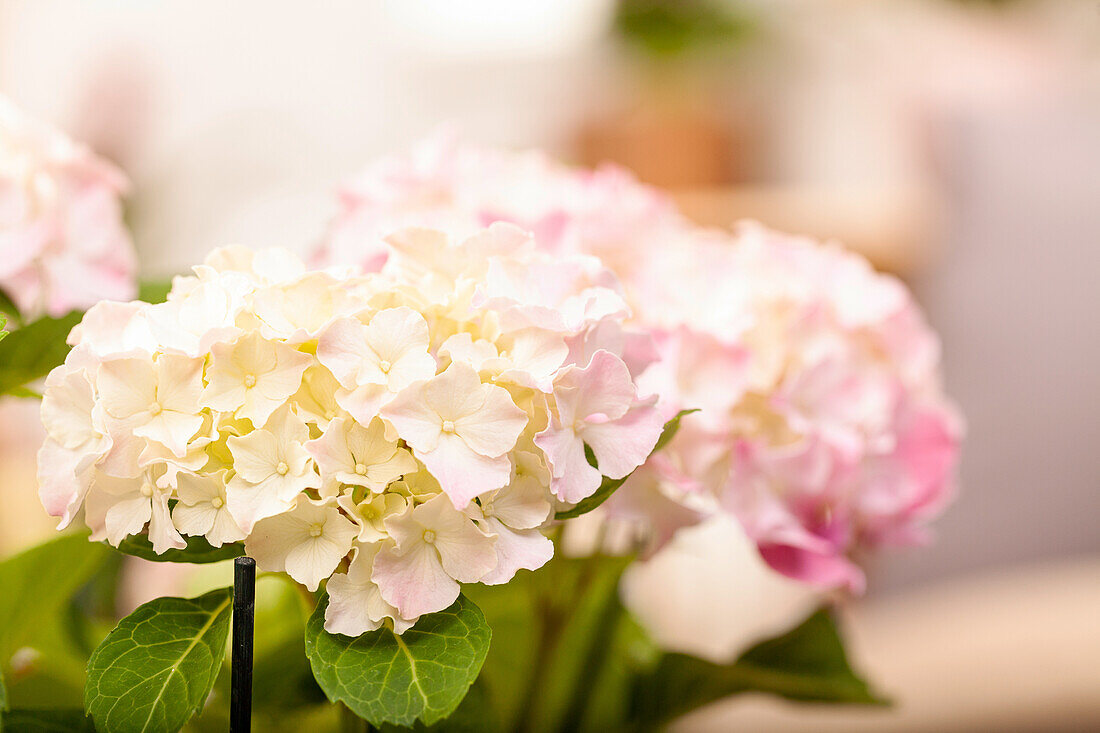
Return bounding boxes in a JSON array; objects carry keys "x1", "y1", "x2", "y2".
[{"x1": 0, "y1": 95, "x2": 136, "y2": 317}]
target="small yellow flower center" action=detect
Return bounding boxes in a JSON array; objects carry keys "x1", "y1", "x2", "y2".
[
  {"x1": 572, "y1": 419, "x2": 586, "y2": 434},
  {"x1": 211, "y1": 497, "x2": 224, "y2": 509},
  {"x1": 243, "y1": 374, "x2": 257, "y2": 388},
  {"x1": 378, "y1": 359, "x2": 392, "y2": 373},
  {"x1": 363, "y1": 509, "x2": 377, "y2": 520},
  {"x1": 481, "y1": 502, "x2": 494, "y2": 517},
  {"x1": 149, "y1": 403, "x2": 163, "y2": 416},
  {"x1": 308, "y1": 523, "x2": 323, "y2": 538},
  {"x1": 354, "y1": 462, "x2": 367, "y2": 475},
  {"x1": 422, "y1": 529, "x2": 437, "y2": 544},
  {"x1": 276, "y1": 461, "x2": 289, "y2": 476},
  {"x1": 441, "y1": 420, "x2": 456, "y2": 434},
  {"x1": 140, "y1": 482, "x2": 154, "y2": 498}
]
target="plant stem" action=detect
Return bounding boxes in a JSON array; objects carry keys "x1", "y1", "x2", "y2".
[{"x1": 555, "y1": 575, "x2": 624, "y2": 733}]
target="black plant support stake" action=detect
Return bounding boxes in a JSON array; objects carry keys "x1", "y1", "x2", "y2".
[{"x1": 231, "y1": 556, "x2": 256, "y2": 733}]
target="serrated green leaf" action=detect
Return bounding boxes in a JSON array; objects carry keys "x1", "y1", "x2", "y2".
[
  {"x1": 0, "y1": 311, "x2": 80, "y2": 396},
  {"x1": 0, "y1": 708, "x2": 96, "y2": 732},
  {"x1": 629, "y1": 607, "x2": 886, "y2": 727},
  {"x1": 113, "y1": 534, "x2": 245, "y2": 564},
  {"x1": 84, "y1": 588, "x2": 233, "y2": 733},
  {"x1": 305, "y1": 593, "x2": 491, "y2": 728},
  {"x1": 555, "y1": 410, "x2": 696, "y2": 520}
]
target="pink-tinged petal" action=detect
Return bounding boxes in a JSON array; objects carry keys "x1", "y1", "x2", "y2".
[
  {"x1": 381, "y1": 390, "x2": 444, "y2": 453},
  {"x1": 305, "y1": 417, "x2": 355, "y2": 475},
  {"x1": 412, "y1": 495, "x2": 497, "y2": 582},
  {"x1": 534, "y1": 425, "x2": 601, "y2": 504},
  {"x1": 479, "y1": 520, "x2": 553, "y2": 585},
  {"x1": 373, "y1": 540, "x2": 459, "y2": 619},
  {"x1": 581, "y1": 402, "x2": 664, "y2": 480},
  {"x1": 454, "y1": 385, "x2": 527, "y2": 458},
  {"x1": 758, "y1": 542, "x2": 866, "y2": 594},
  {"x1": 336, "y1": 383, "x2": 392, "y2": 426},
  {"x1": 419, "y1": 433, "x2": 512, "y2": 508},
  {"x1": 317, "y1": 318, "x2": 375, "y2": 388},
  {"x1": 556, "y1": 350, "x2": 635, "y2": 422},
  {"x1": 37, "y1": 438, "x2": 94, "y2": 528}
]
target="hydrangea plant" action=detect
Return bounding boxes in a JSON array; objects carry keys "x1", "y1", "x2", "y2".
[{"x1": 0, "y1": 130, "x2": 959, "y2": 732}]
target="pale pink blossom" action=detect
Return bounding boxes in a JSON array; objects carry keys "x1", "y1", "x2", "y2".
[
  {"x1": 0, "y1": 95, "x2": 136, "y2": 317},
  {"x1": 326, "y1": 543, "x2": 417, "y2": 636},
  {"x1": 317, "y1": 308, "x2": 436, "y2": 423},
  {"x1": 382, "y1": 362, "x2": 528, "y2": 508},
  {"x1": 372, "y1": 493, "x2": 497, "y2": 618},
  {"x1": 536, "y1": 350, "x2": 664, "y2": 504}
]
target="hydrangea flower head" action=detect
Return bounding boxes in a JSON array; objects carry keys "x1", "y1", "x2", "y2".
[
  {"x1": 0, "y1": 95, "x2": 136, "y2": 317},
  {"x1": 37, "y1": 227, "x2": 664, "y2": 634}
]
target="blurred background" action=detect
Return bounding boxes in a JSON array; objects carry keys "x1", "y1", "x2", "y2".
[{"x1": 1, "y1": 1, "x2": 1098, "y2": 730}]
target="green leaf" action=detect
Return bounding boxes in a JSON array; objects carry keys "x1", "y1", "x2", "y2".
[
  {"x1": 137, "y1": 280, "x2": 173, "y2": 305},
  {"x1": 113, "y1": 534, "x2": 245, "y2": 564},
  {"x1": 0, "y1": 313, "x2": 8, "y2": 344},
  {"x1": 652, "y1": 408, "x2": 698, "y2": 453},
  {"x1": 629, "y1": 607, "x2": 886, "y2": 727},
  {"x1": 84, "y1": 588, "x2": 233, "y2": 733},
  {"x1": 0, "y1": 533, "x2": 111, "y2": 663},
  {"x1": 555, "y1": 410, "x2": 696, "y2": 520},
  {"x1": 305, "y1": 593, "x2": 491, "y2": 729},
  {"x1": 0, "y1": 288, "x2": 22, "y2": 328},
  {"x1": 0, "y1": 708, "x2": 96, "y2": 732},
  {"x1": 0, "y1": 311, "x2": 81, "y2": 396}
]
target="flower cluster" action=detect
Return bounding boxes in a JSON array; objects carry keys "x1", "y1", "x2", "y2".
[
  {"x1": 313, "y1": 133, "x2": 685, "y2": 288},
  {"x1": 37, "y1": 225, "x2": 665, "y2": 634},
  {"x1": 313, "y1": 138, "x2": 962, "y2": 593},
  {"x1": 0, "y1": 95, "x2": 136, "y2": 318},
  {"x1": 633, "y1": 223, "x2": 963, "y2": 591}
]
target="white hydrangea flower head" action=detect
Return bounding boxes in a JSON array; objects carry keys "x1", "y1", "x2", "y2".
[{"x1": 37, "y1": 228, "x2": 665, "y2": 633}]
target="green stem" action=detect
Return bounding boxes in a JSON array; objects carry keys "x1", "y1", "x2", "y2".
[
  {"x1": 555, "y1": 579, "x2": 625, "y2": 732},
  {"x1": 514, "y1": 594, "x2": 566, "y2": 733}
]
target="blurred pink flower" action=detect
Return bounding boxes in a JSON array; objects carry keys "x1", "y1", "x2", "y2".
[{"x1": 0, "y1": 95, "x2": 136, "y2": 318}]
